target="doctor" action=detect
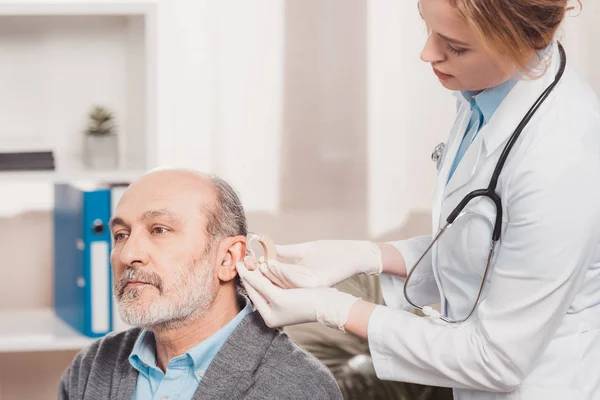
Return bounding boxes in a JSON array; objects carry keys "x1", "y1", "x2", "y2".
[{"x1": 236, "y1": 0, "x2": 600, "y2": 399}]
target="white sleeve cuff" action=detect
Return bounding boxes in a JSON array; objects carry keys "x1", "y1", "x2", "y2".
[{"x1": 367, "y1": 305, "x2": 397, "y2": 380}]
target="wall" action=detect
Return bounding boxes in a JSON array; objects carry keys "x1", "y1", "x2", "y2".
[
  {"x1": 155, "y1": 0, "x2": 285, "y2": 213},
  {"x1": 0, "y1": 14, "x2": 147, "y2": 170},
  {"x1": 281, "y1": 0, "x2": 368, "y2": 212},
  {"x1": 367, "y1": 0, "x2": 455, "y2": 238}
]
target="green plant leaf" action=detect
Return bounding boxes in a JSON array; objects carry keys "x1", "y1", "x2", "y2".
[{"x1": 86, "y1": 105, "x2": 116, "y2": 135}]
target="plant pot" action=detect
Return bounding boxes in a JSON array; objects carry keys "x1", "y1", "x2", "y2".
[{"x1": 83, "y1": 133, "x2": 119, "y2": 169}]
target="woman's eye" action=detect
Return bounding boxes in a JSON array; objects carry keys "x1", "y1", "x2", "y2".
[{"x1": 447, "y1": 43, "x2": 467, "y2": 56}]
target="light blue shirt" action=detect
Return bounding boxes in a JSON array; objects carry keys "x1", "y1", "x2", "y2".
[
  {"x1": 447, "y1": 77, "x2": 518, "y2": 182},
  {"x1": 129, "y1": 296, "x2": 253, "y2": 400}
]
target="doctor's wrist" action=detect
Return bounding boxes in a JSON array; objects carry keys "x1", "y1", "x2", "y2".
[
  {"x1": 315, "y1": 290, "x2": 361, "y2": 332},
  {"x1": 377, "y1": 243, "x2": 407, "y2": 278},
  {"x1": 342, "y1": 299, "x2": 377, "y2": 339}
]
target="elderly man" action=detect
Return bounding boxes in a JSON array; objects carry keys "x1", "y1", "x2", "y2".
[{"x1": 58, "y1": 169, "x2": 342, "y2": 400}]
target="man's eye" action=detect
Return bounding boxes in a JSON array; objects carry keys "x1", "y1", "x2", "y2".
[
  {"x1": 114, "y1": 232, "x2": 128, "y2": 241},
  {"x1": 152, "y1": 227, "x2": 168, "y2": 235}
]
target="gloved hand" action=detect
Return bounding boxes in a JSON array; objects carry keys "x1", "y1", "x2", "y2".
[
  {"x1": 256, "y1": 240, "x2": 383, "y2": 289},
  {"x1": 236, "y1": 260, "x2": 360, "y2": 331}
]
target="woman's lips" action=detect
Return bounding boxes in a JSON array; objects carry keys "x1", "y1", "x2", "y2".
[{"x1": 433, "y1": 66, "x2": 454, "y2": 80}]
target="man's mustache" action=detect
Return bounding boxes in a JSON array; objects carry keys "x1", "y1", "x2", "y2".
[{"x1": 116, "y1": 267, "x2": 164, "y2": 298}]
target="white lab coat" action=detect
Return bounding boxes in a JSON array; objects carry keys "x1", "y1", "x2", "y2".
[{"x1": 369, "y1": 41, "x2": 600, "y2": 400}]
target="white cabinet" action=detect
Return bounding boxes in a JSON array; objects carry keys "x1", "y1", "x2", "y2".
[{"x1": 0, "y1": 1, "x2": 157, "y2": 183}]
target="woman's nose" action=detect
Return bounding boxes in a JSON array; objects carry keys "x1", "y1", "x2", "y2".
[{"x1": 420, "y1": 34, "x2": 445, "y2": 64}]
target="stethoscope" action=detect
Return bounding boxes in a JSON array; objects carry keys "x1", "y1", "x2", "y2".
[{"x1": 405, "y1": 42, "x2": 567, "y2": 324}]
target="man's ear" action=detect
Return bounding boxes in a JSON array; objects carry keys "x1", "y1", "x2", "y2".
[{"x1": 216, "y1": 235, "x2": 246, "y2": 282}]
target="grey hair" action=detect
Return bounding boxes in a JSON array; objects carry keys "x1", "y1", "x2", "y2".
[
  {"x1": 203, "y1": 175, "x2": 248, "y2": 240},
  {"x1": 203, "y1": 174, "x2": 248, "y2": 292}
]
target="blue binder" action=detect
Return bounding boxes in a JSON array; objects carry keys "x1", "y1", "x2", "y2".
[{"x1": 53, "y1": 182, "x2": 113, "y2": 338}]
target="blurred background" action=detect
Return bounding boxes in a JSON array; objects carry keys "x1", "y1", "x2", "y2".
[{"x1": 0, "y1": 0, "x2": 597, "y2": 399}]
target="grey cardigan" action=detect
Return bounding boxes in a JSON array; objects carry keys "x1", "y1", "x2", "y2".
[{"x1": 58, "y1": 311, "x2": 343, "y2": 399}]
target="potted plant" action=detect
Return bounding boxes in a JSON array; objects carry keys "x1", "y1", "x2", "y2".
[{"x1": 83, "y1": 105, "x2": 119, "y2": 169}]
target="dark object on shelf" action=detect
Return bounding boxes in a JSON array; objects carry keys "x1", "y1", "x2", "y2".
[{"x1": 0, "y1": 150, "x2": 55, "y2": 171}]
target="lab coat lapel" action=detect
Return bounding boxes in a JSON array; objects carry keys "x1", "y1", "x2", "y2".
[
  {"x1": 430, "y1": 100, "x2": 469, "y2": 314},
  {"x1": 432, "y1": 97, "x2": 469, "y2": 232},
  {"x1": 481, "y1": 41, "x2": 562, "y2": 159},
  {"x1": 442, "y1": 41, "x2": 562, "y2": 201}
]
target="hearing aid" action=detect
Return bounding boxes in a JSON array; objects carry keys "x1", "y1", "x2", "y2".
[{"x1": 245, "y1": 233, "x2": 277, "y2": 271}]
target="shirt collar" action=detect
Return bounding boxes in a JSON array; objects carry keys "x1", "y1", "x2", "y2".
[
  {"x1": 460, "y1": 77, "x2": 518, "y2": 124},
  {"x1": 128, "y1": 294, "x2": 253, "y2": 376},
  {"x1": 129, "y1": 329, "x2": 157, "y2": 377},
  {"x1": 453, "y1": 43, "x2": 554, "y2": 124}
]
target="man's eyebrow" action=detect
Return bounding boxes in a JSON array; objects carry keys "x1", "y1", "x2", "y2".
[
  {"x1": 140, "y1": 208, "x2": 182, "y2": 223},
  {"x1": 109, "y1": 209, "x2": 182, "y2": 230},
  {"x1": 109, "y1": 216, "x2": 127, "y2": 230},
  {"x1": 438, "y1": 33, "x2": 470, "y2": 47}
]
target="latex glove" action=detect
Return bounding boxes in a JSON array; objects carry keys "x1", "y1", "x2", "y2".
[
  {"x1": 236, "y1": 260, "x2": 360, "y2": 331},
  {"x1": 257, "y1": 240, "x2": 383, "y2": 289}
]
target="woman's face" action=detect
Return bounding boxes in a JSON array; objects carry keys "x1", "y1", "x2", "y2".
[{"x1": 418, "y1": 0, "x2": 518, "y2": 91}]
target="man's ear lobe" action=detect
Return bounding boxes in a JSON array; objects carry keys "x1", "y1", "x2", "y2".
[
  {"x1": 217, "y1": 252, "x2": 238, "y2": 282},
  {"x1": 217, "y1": 238, "x2": 246, "y2": 282}
]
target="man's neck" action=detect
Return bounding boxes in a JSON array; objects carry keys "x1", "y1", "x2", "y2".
[{"x1": 152, "y1": 285, "x2": 241, "y2": 372}]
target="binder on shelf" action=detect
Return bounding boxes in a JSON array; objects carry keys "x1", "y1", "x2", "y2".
[{"x1": 54, "y1": 182, "x2": 113, "y2": 338}]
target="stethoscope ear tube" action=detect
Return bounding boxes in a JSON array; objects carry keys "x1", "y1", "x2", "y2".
[{"x1": 446, "y1": 189, "x2": 503, "y2": 241}]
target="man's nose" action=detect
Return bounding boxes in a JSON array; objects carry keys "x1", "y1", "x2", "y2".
[{"x1": 119, "y1": 232, "x2": 150, "y2": 267}]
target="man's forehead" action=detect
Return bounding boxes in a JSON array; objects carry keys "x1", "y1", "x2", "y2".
[
  {"x1": 112, "y1": 171, "x2": 215, "y2": 223},
  {"x1": 111, "y1": 202, "x2": 210, "y2": 229},
  {"x1": 115, "y1": 198, "x2": 197, "y2": 220}
]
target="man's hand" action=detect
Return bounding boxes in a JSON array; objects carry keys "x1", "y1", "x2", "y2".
[{"x1": 236, "y1": 261, "x2": 360, "y2": 331}]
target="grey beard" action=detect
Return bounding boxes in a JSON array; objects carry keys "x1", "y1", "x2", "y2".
[{"x1": 115, "y1": 258, "x2": 218, "y2": 332}]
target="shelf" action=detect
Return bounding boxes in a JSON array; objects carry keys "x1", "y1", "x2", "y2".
[
  {"x1": 0, "y1": 159, "x2": 146, "y2": 183},
  {"x1": 0, "y1": 308, "x2": 97, "y2": 353}
]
